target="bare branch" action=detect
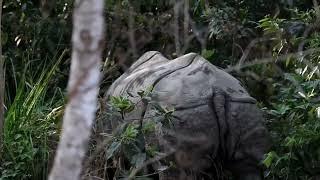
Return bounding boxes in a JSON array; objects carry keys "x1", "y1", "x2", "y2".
[{"x1": 226, "y1": 48, "x2": 320, "y2": 72}]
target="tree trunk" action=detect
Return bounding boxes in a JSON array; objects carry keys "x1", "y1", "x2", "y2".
[
  {"x1": 48, "y1": 0, "x2": 105, "y2": 179},
  {"x1": 0, "y1": 0, "x2": 4, "y2": 149}
]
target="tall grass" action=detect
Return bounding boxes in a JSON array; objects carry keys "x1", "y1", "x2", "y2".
[{"x1": 0, "y1": 49, "x2": 67, "y2": 180}]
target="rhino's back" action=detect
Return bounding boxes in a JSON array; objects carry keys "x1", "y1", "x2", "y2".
[
  {"x1": 107, "y1": 51, "x2": 255, "y2": 107},
  {"x1": 151, "y1": 54, "x2": 256, "y2": 109}
]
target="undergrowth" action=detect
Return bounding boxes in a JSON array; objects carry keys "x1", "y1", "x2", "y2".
[{"x1": 0, "y1": 50, "x2": 67, "y2": 180}]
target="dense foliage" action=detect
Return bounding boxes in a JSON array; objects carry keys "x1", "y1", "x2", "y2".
[{"x1": 0, "y1": 0, "x2": 320, "y2": 179}]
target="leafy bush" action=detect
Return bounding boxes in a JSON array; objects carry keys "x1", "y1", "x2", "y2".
[
  {"x1": 264, "y1": 71, "x2": 320, "y2": 179},
  {"x1": 249, "y1": 7, "x2": 320, "y2": 180},
  {"x1": 85, "y1": 88, "x2": 181, "y2": 179}
]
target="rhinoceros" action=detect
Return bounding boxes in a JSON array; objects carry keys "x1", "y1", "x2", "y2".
[{"x1": 105, "y1": 51, "x2": 270, "y2": 180}]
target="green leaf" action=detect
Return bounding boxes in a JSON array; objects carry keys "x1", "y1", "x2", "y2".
[
  {"x1": 201, "y1": 49, "x2": 215, "y2": 59},
  {"x1": 285, "y1": 137, "x2": 296, "y2": 148},
  {"x1": 146, "y1": 145, "x2": 158, "y2": 157},
  {"x1": 110, "y1": 96, "x2": 135, "y2": 113},
  {"x1": 121, "y1": 124, "x2": 139, "y2": 143},
  {"x1": 106, "y1": 141, "x2": 121, "y2": 160},
  {"x1": 14, "y1": 134, "x2": 22, "y2": 140},
  {"x1": 263, "y1": 151, "x2": 278, "y2": 168},
  {"x1": 2, "y1": 31, "x2": 8, "y2": 45},
  {"x1": 142, "y1": 121, "x2": 156, "y2": 134}
]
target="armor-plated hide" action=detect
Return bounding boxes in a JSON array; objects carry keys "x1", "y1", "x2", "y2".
[{"x1": 106, "y1": 51, "x2": 270, "y2": 180}]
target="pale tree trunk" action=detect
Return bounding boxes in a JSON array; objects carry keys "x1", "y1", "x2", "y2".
[
  {"x1": 0, "y1": 0, "x2": 4, "y2": 149},
  {"x1": 49, "y1": 0, "x2": 105, "y2": 179}
]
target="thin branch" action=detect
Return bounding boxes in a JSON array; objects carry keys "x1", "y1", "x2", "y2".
[
  {"x1": 174, "y1": 1, "x2": 182, "y2": 56},
  {"x1": 236, "y1": 37, "x2": 277, "y2": 70},
  {"x1": 0, "y1": 0, "x2": 4, "y2": 150},
  {"x1": 226, "y1": 48, "x2": 320, "y2": 72}
]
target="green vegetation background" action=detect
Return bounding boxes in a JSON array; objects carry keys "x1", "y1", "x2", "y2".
[{"x1": 0, "y1": 0, "x2": 320, "y2": 179}]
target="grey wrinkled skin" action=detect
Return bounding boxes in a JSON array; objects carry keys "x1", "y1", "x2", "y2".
[{"x1": 105, "y1": 51, "x2": 270, "y2": 180}]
